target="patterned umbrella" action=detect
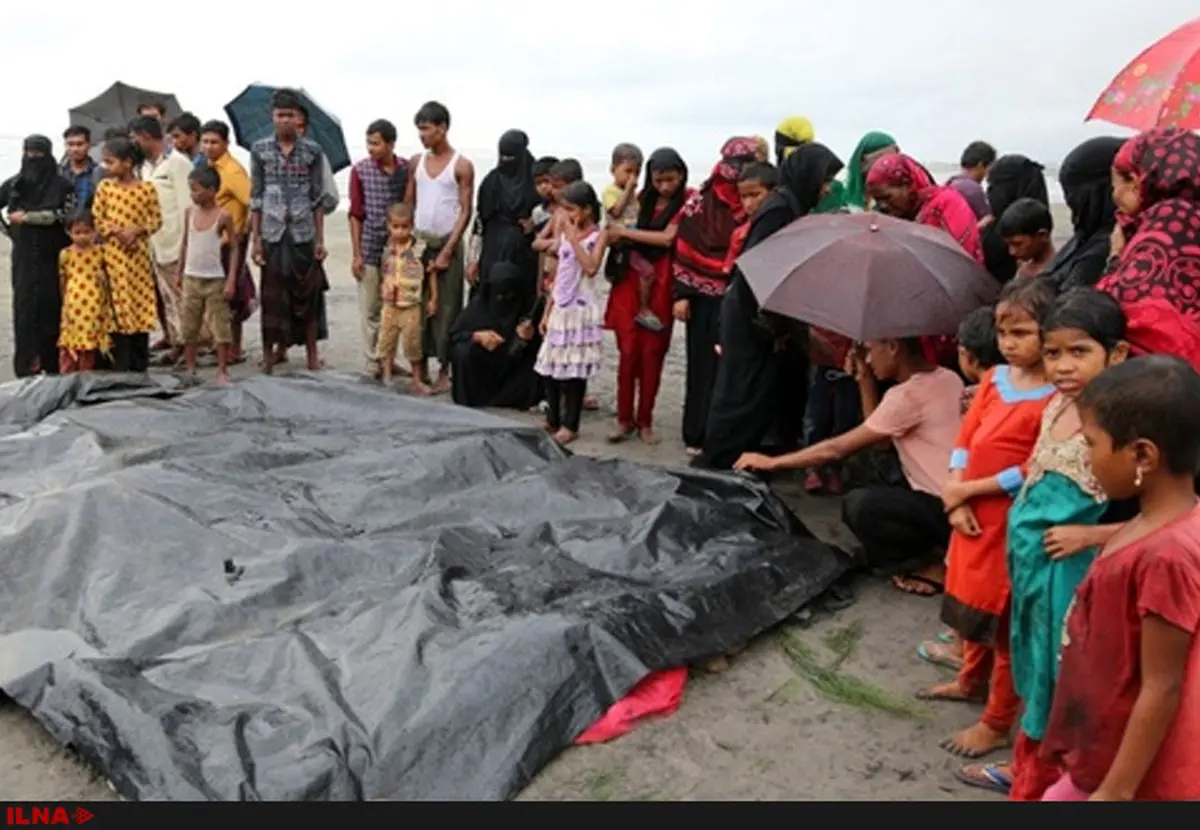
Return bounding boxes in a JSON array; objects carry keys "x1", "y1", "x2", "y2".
[
  {"x1": 224, "y1": 84, "x2": 351, "y2": 174},
  {"x1": 1087, "y1": 16, "x2": 1200, "y2": 130},
  {"x1": 68, "y1": 82, "x2": 182, "y2": 143}
]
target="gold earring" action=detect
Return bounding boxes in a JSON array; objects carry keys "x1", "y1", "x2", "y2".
[{"x1": 1134, "y1": 467, "x2": 1144, "y2": 488}]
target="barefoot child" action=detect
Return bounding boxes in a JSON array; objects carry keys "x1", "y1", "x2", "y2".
[
  {"x1": 1039, "y1": 356, "x2": 1200, "y2": 801},
  {"x1": 378, "y1": 203, "x2": 435, "y2": 392},
  {"x1": 921, "y1": 279, "x2": 1058, "y2": 760},
  {"x1": 603, "y1": 144, "x2": 654, "y2": 327},
  {"x1": 534, "y1": 182, "x2": 607, "y2": 444},
  {"x1": 955, "y1": 289, "x2": 1130, "y2": 797},
  {"x1": 176, "y1": 166, "x2": 238, "y2": 383},
  {"x1": 57, "y1": 209, "x2": 115, "y2": 373}
]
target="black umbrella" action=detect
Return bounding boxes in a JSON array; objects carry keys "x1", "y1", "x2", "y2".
[
  {"x1": 67, "y1": 82, "x2": 182, "y2": 143},
  {"x1": 224, "y1": 84, "x2": 351, "y2": 174}
]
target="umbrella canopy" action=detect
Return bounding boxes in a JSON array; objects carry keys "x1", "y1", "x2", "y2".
[
  {"x1": 224, "y1": 84, "x2": 351, "y2": 174},
  {"x1": 68, "y1": 82, "x2": 182, "y2": 143},
  {"x1": 737, "y1": 212, "x2": 999, "y2": 341},
  {"x1": 1087, "y1": 16, "x2": 1200, "y2": 131}
]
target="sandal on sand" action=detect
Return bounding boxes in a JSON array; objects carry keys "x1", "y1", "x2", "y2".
[
  {"x1": 891, "y1": 573, "x2": 944, "y2": 596},
  {"x1": 917, "y1": 641, "x2": 964, "y2": 670},
  {"x1": 954, "y1": 762, "x2": 1012, "y2": 795}
]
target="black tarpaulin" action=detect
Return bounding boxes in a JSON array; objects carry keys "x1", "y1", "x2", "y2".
[{"x1": 0, "y1": 373, "x2": 845, "y2": 800}]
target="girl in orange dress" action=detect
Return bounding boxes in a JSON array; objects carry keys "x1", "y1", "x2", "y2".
[
  {"x1": 57, "y1": 210, "x2": 115, "y2": 373},
  {"x1": 918, "y1": 279, "x2": 1057, "y2": 759},
  {"x1": 92, "y1": 137, "x2": 161, "y2": 372}
]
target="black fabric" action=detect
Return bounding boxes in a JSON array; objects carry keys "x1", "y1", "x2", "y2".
[
  {"x1": 1041, "y1": 136, "x2": 1124, "y2": 292},
  {"x1": 546, "y1": 377, "x2": 586, "y2": 432},
  {"x1": 982, "y1": 154, "x2": 1049, "y2": 284},
  {"x1": 450, "y1": 262, "x2": 541, "y2": 409},
  {"x1": 681, "y1": 294, "x2": 722, "y2": 448},
  {"x1": 2, "y1": 137, "x2": 74, "y2": 377},
  {"x1": 693, "y1": 143, "x2": 843, "y2": 470},
  {"x1": 841, "y1": 485, "x2": 949, "y2": 574},
  {"x1": 110, "y1": 333, "x2": 150, "y2": 372},
  {"x1": 632, "y1": 148, "x2": 689, "y2": 261},
  {"x1": 0, "y1": 373, "x2": 846, "y2": 800},
  {"x1": 475, "y1": 130, "x2": 538, "y2": 286}
]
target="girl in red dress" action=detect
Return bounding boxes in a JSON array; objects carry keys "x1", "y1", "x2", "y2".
[
  {"x1": 1041, "y1": 356, "x2": 1200, "y2": 801},
  {"x1": 920, "y1": 279, "x2": 1057, "y2": 759},
  {"x1": 604, "y1": 148, "x2": 691, "y2": 445}
]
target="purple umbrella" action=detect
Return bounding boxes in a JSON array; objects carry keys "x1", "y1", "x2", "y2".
[{"x1": 737, "y1": 212, "x2": 999, "y2": 340}]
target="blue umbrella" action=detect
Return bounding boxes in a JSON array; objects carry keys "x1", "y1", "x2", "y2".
[{"x1": 223, "y1": 84, "x2": 351, "y2": 174}]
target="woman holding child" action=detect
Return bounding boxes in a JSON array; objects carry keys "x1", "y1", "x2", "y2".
[{"x1": 672, "y1": 136, "x2": 759, "y2": 454}]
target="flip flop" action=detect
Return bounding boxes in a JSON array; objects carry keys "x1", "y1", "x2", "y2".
[
  {"x1": 917, "y1": 641, "x2": 964, "y2": 670},
  {"x1": 891, "y1": 573, "x2": 944, "y2": 596},
  {"x1": 937, "y1": 631, "x2": 956, "y2": 644},
  {"x1": 954, "y1": 762, "x2": 1012, "y2": 795}
]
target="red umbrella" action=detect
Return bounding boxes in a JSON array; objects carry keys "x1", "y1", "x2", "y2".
[{"x1": 1087, "y1": 16, "x2": 1200, "y2": 130}]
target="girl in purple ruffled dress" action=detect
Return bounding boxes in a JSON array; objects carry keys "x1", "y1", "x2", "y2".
[{"x1": 535, "y1": 181, "x2": 609, "y2": 445}]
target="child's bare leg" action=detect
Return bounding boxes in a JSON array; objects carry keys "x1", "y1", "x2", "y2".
[
  {"x1": 305, "y1": 319, "x2": 320, "y2": 370},
  {"x1": 381, "y1": 347, "x2": 396, "y2": 384}
]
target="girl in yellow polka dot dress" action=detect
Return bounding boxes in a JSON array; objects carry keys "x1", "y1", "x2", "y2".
[
  {"x1": 92, "y1": 137, "x2": 162, "y2": 371},
  {"x1": 57, "y1": 210, "x2": 115, "y2": 373}
]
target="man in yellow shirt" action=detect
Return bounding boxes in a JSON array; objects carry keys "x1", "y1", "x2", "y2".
[{"x1": 200, "y1": 119, "x2": 253, "y2": 361}]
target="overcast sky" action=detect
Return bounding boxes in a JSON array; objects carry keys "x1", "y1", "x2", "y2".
[{"x1": 1, "y1": 1, "x2": 1196, "y2": 170}]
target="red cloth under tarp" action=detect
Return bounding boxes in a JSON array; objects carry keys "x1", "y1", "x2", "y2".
[{"x1": 574, "y1": 668, "x2": 689, "y2": 744}]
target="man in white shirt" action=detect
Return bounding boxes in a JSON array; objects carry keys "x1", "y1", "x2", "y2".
[{"x1": 131, "y1": 115, "x2": 194, "y2": 361}]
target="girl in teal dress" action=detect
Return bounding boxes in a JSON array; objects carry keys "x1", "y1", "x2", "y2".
[{"x1": 960, "y1": 290, "x2": 1130, "y2": 799}]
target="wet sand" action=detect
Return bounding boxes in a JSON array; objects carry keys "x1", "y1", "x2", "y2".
[{"x1": 0, "y1": 209, "x2": 1072, "y2": 801}]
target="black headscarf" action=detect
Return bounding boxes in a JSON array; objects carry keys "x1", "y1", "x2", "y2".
[
  {"x1": 452, "y1": 261, "x2": 531, "y2": 337},
  {"x1": 633, "y1": 147, "x2": 689, "y2": 260},
  {"x1": 476, "y1": 129, "x2": 538, "y2": 225},
  {"x1": 982, "y1": 154, "x2": 1049, "y2": 282},
  {"x1": 1041, "y1": 136, "x2": 1124, "y2": 291},
  {"x1": 748, "y1": 142, "x2": 844, "y2": 248},
  {"x1": 7, "y1": 135, "x2": 69, "y2": 212}
]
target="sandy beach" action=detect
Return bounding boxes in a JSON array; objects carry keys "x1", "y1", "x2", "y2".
[{"x1": 0, "y1": 207, "x2": 1073, "y2": 801}]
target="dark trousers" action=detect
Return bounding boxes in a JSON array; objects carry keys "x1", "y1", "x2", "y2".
[
  {"x1": 546, "y1": 378, "x2": 586, "y2": 432},
  {"x1": 111, "y1": 333, "x2": 150, "y2": 372},
  {"x1": 841, "y1": 483, "x2": 950, "y2": 575},
  {"x1": 803, "y1": 365, "x2": 862, "y2": 447}
]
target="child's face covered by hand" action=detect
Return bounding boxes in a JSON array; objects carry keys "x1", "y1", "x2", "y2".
[{"x1": 613, "y1": 161, "x2": 640, "y2": 190}]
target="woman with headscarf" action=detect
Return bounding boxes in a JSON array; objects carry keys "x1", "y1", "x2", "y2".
[
  {"x1": 673, "y1": 137, "x2": 759, "y2": 453},
  {"x1": 867, "y1": 152, "x2": 983, "y2": 367},
  {"x1": 694, "y1": 142, "x2": 845, "y2": 470},
  {"x1": 604, "y1": 148, "x2": 691, "y2": 444},
  {"x1": 1097, "y1": 127, "x2": 1200, "y2": 370},
  {"x1": 0, "y1": 135, "x2": 74, "y2": 377},
  {"x1": 843, "y1": 131, "x2": 899, "y2": 211},
  {"x1": 449, "y1": 261, "x2": 542, "y2": 408},
  {"x1": 981, "y1": 155, "x2": 1049, "y2": 283},
  {"x1": 774, "y1": 115, "x2": 815, "y2": 166},
  {"x1": 469, "y1": 130, "x2": 539, "y2": 296},
  {"x1": 1039, "y1": 137, "x2": 1124, "y2": 293}
]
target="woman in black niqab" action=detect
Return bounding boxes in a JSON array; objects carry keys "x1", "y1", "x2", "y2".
[
  {"x1": 981, "y1": 154, "x2": 1049, "y2": 283},
  {"x1": 694, "y1": 142, "x2": 845, "y2": 470},
  {"x1": 472, "y1": 130, "x2": 539, "y2": 296},
  {"x1": 449, "y1": 261, "x2": 542, "y2": 409},
  {"x1": 1039, "y1": 136, "x2": 1125, "y2": 292},
  {"x1": 0, "y1": 135, "x2": 74, "y2": 377}
]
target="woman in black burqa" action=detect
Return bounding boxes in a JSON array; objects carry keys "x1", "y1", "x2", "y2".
[
  {"x1": 0, "y1": 135, "x2": 74, "y2": 377},
  {"x1": 981, "y1": 154, "x2": 1049, "y2": 283},
  {"x1": 449, "y1": 261, "x2": 542, "y2": 408},
  {"x1": 1039, "y1": 136, "x2": 1125, "y2": 292},
  {"x1": 470, "y1": 130, "x2": 539, "y2": 297},
  {"x1": 693, "y1": 142, "x2": 845, "y2": 470}
]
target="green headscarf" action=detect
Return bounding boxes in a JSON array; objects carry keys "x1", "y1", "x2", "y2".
[
  {"x1": 844, "y1": 131, "x2": 898, "y2": 209},
  {"x1": 814, "y1": 179, "x2": 849, "y2": 214}
]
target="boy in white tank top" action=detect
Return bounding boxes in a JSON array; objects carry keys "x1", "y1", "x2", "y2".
[{"x1": 175, "y1": 166, "x2": 238, "y2": 383}]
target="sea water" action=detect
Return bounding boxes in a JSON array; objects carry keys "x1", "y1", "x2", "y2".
[{"x1": 0, "y1": 134, "x2": 1065, "y2": 207}]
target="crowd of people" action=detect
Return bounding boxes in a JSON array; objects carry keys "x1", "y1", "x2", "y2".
[{"x1": 3, "y1": 90, "x2": 1200, "y2": 802}]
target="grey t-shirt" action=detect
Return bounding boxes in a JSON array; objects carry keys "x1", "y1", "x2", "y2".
[{"x1": 946, "y1": 174, "x2": 991, "y2": 220}]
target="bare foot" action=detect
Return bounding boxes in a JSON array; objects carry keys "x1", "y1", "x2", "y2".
[
  {"x1": 891, "y1": 573, "x2": 944, "y2": 596},
  {"x1": 434, "y1": 375, "x2": 451, "y2": 394},
  {"x1": 540, "y1": 421, "x2": 556, "y2": 434},
  {"x1": 697, "y1": 655, "x2": 730, "y2": 674},
  {"x1": 916, "y1": 680, "x2": 985, "y2": 704},
  {"x1": 213, "y1": 371, "x2": 231, "y2": 387},
  {"x1": 685, "y1": 446, "x2": 702, "y2": 456},
  {"x1": 411, "y1": 381, "x2": 434, "y2": 397},
  {"x1": 940, "y1": 722, "x2": 1011, "y2": 758},
  {"x1": 582, "y1": 395, "x2": 599, "y2": 411},
  {"x1": 553, "y1": 428, "x2": 577, "y2": 445},
  {"x1": 307, "y1": 357, "x2": 323, "y2": 371},
  {"x1": 638, "y1": 428, "x2": 660, "y2": 445},
  {"x1": 607, "y1": 424, "x2": 636, "y2": 444}
]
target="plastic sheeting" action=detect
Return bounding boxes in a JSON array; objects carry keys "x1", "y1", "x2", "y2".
[{"x1": 0, "y1": 373, "x2": 846, "y2": 801}]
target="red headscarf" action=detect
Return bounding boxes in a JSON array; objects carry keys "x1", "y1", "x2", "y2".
[
  {"x1": 674, "y1": 137, "x2": 760, "y2": 295},
  {"x1": 1097, "y1": 128, "x2": 1200, "y2": 370}
]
